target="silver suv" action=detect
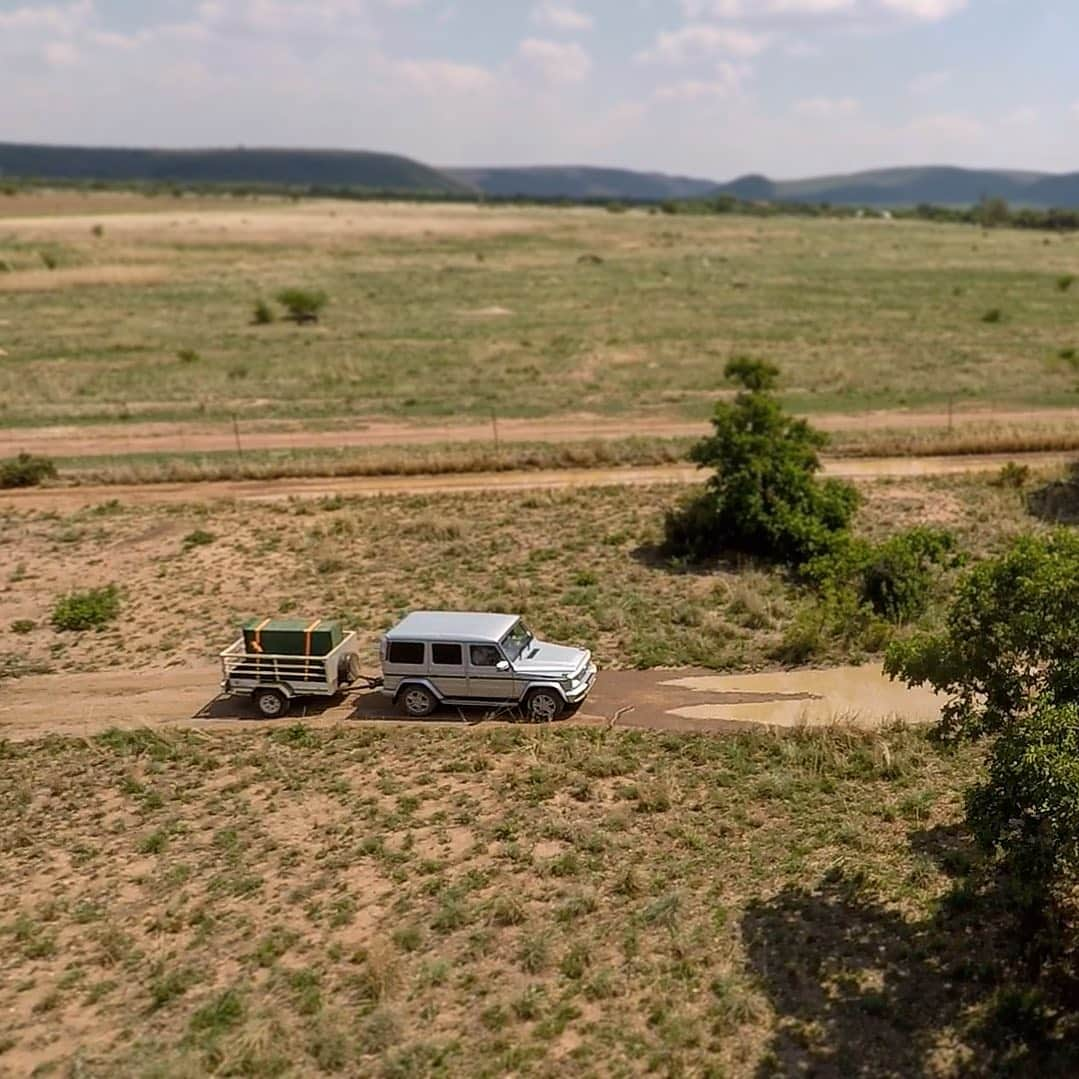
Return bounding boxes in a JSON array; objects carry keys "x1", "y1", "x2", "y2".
[{"x1": 380, "y1": 611, "x2": 596, "y2": 721}]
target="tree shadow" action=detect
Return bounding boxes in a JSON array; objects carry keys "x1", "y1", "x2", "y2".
[{"x1": 742, "y1": 860, "x2": 1079, "y2": 1078}]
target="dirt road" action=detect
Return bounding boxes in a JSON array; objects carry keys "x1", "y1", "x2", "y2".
[
  {"x1": 0, "y1": 663, "x2": 944, "y2": 742},
  {"x1": 0, "y1": 451, "x2": 1069, "y2": 512},
  {"x1": 4, "y1": 406, "x2": 1079, "y2": 460}
]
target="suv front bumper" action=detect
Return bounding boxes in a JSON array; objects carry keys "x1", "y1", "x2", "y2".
[{"x1": 564, "y1": 663, "x2": 597, "y2": 704}]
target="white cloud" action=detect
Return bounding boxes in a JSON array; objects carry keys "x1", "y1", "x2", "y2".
[
  {"x1": 1001, "y1": 107, "x2": 1038, "y2": 127},
  {"x1": 0, "y1": 0, "x2": 93, "y2": 33},
  {"x1": 44, "y1": 40, "x2": 79, "y2": 66},
  {"x1": 910, "y1": 69, "x2": 951, "y2": 95},
  {"x1": 395, "y1": 58, "x2": 494, "y2": 93},
  {"x1": 531, "y1": 2, "x2": 594, "y2": 32},
  {"x1": 517, "y1": 38, "x2": 592, "y2": 84},
  {"x1": 638, "y1": 24, "x2": 769, "y2": 64},
  {"x1": 905, "y1": 111, "x2": 984, "y2": 143},
  {"x1": 795, "y1": 96, "x2": 859, "y2": 117},
  {"x1": 195, "y1": 0, "x2": 372, "y2": 38},
  {"x1": 655, "y1": 64, "x2": 748, "y2": 101},
  {"x1": 683, "y1": 0, "x2": 964, "y2": 22}
]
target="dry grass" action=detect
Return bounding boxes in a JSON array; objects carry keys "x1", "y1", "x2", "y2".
[
  {"x1": 0, "y1": 264, "x2": 169, "y2": 292},
  {"x1": 1, "y1": 723, "x2": 1074, "y2": 1076},
  {"x1": 0, "y1": 474, "x2": 1044, "y2": 683},
  {"x1": 3, "y1": 194, "x2": 1079, "y2": 427}
]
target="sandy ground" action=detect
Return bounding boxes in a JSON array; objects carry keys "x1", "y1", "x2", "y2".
[
  {"x1": 0, "y1": 663, "x2": 943, "y2": 742},
  {"x1": 0, "y1": 451, "x2": 1070, "y2": 512},
  {"x1": 4, "y1": 407, "x2": 1078, "y2": 460}
]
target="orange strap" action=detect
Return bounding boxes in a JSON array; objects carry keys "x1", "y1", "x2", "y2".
[
  {"x1": 251, "y1": 617, "x2": 271, "y2": 654},
  {"x1": 304, "y1": 619, "x2": 321, "y2": 657}
]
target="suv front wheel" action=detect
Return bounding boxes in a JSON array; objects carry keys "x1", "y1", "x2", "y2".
[{"x1": 524, "y1": 688, "x2": 564, "y2": 723}]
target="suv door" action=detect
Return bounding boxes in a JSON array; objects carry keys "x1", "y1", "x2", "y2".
[
  {"x1": 467, "y1": 643, "x2": 516, "y2": 702},
  {"x1": 429, "y1": 642, "x2": 467, "y2": 700}
]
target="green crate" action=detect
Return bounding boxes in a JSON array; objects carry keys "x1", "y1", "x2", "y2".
[{"x1": 242, "y1": 618, "x2": 343, "y2": 657}]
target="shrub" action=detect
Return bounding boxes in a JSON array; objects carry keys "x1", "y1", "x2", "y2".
[
  {"x1": 887, "y1": 532, "x2": 1079, "y2": 946},
  {"x1": 51, "y1": 585, "x2": 121, "y2": 632},
  {"x1": 1057, "y1": 274, "x2": 1075, "y2": 293},
  {"x1": 10, "y1": 620, "x2": 35, "y2": 634},
  {"x1": 252, "y1": 298, "x2": 275, "y2": 325},
  {"x1": 0, "y1": 453, "x2": 57, "y2": 489},
  {"x1": 39, "y1": 251, "x2": 59, "y2": 270},
  {"x1": 176, "y1": 349, "x2": 200, "y2": 364},
  {"x1": 181, "y1": 529, "x2": 215, "y2": 551},
  {"x1": 858, "y1": 528, "x2": 956, "y2": 623},
  {"x1": 982, "y1": 307, "x2": 1003, "y2": 324},
  {"x1": 993, "y1": 461, "x2": 1031, "y2": 489},
  {"x1": 662, "y1": 359, "x2": 859, "y2": 567},
  {"x1": 91, "y1": 224, "x2": 104, "y2": 238},
  {"x1": 275, "y1": 287, "x2": 328, "y2": 324}
]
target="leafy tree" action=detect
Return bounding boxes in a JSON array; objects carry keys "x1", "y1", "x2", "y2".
[
  {"x1": 978, "y1": 195, "x2": 1011, "y2": 228},
  {"x1": 886, "y1": 532, "x2": 1079, "y2": 946},
  {"x1": 662, "y1": 359, "x2": 859, "y2": 566}
]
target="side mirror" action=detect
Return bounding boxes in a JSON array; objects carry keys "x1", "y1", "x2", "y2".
[{"x1": 496, "y1": 660, "x2": 511, "y2": 672}]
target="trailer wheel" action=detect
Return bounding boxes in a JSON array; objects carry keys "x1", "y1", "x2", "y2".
[
  {"x1": 339, "y1": 652, "x2": 364, "y2": 686},
  {"x1": 400, "y1": 685, "x2": 437, "y2": 718},
  {"x1": 254, "y1": 688, "x2": 289, "y2": 719},
  {"x1": 524, "y1": 689, "x2": 564, "y2": 723}
]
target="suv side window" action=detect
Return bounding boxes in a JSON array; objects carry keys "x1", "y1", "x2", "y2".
[
  {"x1": 388, "y1": 641, "x2": 425, "y2": 665},
  {"x1": 470, "y1": 644, "x2": 502, "y2": 668},
  {"x1": 432, "y1": 643, "x2": 463, "y2": 666}
]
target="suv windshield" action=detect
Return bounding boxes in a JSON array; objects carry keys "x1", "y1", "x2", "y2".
[{"x1": 500, "y1": 621, "x2": 533, "y2": 662}]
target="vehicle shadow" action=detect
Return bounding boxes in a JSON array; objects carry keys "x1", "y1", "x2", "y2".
[
  {"x1": 741, "y1": 850, "x2": 1079, "y2": 1076},
  {"x1": 191, "y1": 693, "x2": 354, "y2": 722}
]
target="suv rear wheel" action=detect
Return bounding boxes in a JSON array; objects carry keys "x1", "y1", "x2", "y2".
[
  {"x1": 400, "y1": 685, "x2": 437, "y2": 718},
  {"x1": 525, "y1": 688, "x2": 564, "y2": 723}
]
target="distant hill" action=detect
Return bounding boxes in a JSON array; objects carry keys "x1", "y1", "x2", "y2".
[
  {"x1": 0, "y1": 142, "x2": 473, "y2": 196},
  {"x1": 449, "y1": 166, "x2": 719, "y2": 202},
  {"x1": 714, "y1": 166, "x2": 1079, "y2": 209}
]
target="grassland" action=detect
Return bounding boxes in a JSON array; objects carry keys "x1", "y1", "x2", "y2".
[
  {"x1": 0, "y1": 474, "x2": 1044, "y2": 685},
  {"x1": 2, "y1": 194, "x2": 1079, "y2": 428},
  {"x1": 4, "y1": 722, "x2": 1077, "y2": 1076}
]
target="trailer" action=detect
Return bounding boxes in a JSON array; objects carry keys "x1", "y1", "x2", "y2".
[{"x1": 219, "y1": 618, "x2": 367, "y2": 718}]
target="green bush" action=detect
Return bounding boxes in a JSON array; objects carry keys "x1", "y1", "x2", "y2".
[
  {"x1": 0, "y1": 453, "x2": 57, "y2": 489},
  {"x1": 275, "y1": 287, "x2": 328, "y2": 324},
  {"x1": 662, "y1": 359, "x2": 859, "y2": 567},
  {"x1": 181, "y1": 529, "x2": 215, "y2": 551},
  {"x1": 10, "y1": 620, "x2": 35, "y2": 635},
  {"x1": 982, "y1": 307, "x2": 1003, "y2": 324},
  {"x1": 1057, "y1": 274, "x2": 1075, "y2": 293},
  {"x1": 887, "y1": 532, "x2": 1079, "y2": 944},
  {"x1": 51, "y1": 585, "x2": 121, "y2": 632},
  {"x1": 176, "y1": 349, "x2": 200, "y2": 364},
  {"x1": 252, "y1": 298, "x2": 275, "y2": 325}
]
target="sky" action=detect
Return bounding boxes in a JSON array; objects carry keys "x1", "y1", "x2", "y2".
[{"x1": 1, "y1": 0, "x2": 1075, "y2": 179}]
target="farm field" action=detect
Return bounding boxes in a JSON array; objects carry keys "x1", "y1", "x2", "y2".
[{"x1": 1, "y1": 193, "x2": 1078, "y2": 430}]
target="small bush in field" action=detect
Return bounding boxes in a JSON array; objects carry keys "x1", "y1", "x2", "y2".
[
  {"x1": 1057, "y1": 274, "x2": 1075, "y2": 292},
  {"x1": 993, "y1": 462, "x2": 1031, "y2": 489},
  {"x1": 275, "y1": 288, "x2": 328, "y2": 324},
  {"x1": 252, "y1": 298, "x2": 275, "y2": 325},
  {"x1": 10, "y1": 619, "x2": 35, "y2": 635},
  {"x1": 51, "y1": 586, "x2": 121, "y2": 632},
  {"x1": 177, "y1": 349, "x2": 201, "y2": 364},
  {"x1": 39, "y1": 250, "x2": 59, "y2": 270},
  {"x1": 181, "y1": 529, "x2": 215, "y2": 551},
  {"x1": 0, "y1": 453, "x2": 57, "y2": 489},
  {"x1": 982, "y1": 307, "x2": 1003, "y2": 324}
]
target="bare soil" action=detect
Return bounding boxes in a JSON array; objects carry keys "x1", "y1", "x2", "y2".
[
  {"x1": 5, "y1": 407, "x2": 1079, "y2": 460},
  {"x1": 0, "y1": 452, "x2": 1069, "y2": 512},
  {"x1": 0, "y1": 664, "x2": 943, "y2": 743}
]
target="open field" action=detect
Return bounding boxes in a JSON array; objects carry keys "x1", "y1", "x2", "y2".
[
  {"x1": 4, "y1": 723, "x2": 1077, "y2": 1076},
  {"x1": 2, "y1": 193, "x2": 1079, "y2": 428},
  {"x1": 0, "y1": 473, "x2": 1046, "y2": 687}
]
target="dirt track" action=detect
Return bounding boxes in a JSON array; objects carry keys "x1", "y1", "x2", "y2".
[
  {"x1": 0, "y1": 451, "x2": 1070, "y2": 512},
  {"x1": 0, "y1": 663, "x2": 945, "y2": 742},
  {"x1": 4, "y1": 406, "x2": 1079, "y2": 460}
]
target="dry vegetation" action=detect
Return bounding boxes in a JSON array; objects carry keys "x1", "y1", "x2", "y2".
[
  {"x1": 1, "y1": 193, "x2": 1078, "y2": 428},
  {"x1": 9, "y1": 720, "x2": 1078, "y2": 1077},
  {"x1": 0, "y1": 475, "x2": 1043, "y2": 686}
]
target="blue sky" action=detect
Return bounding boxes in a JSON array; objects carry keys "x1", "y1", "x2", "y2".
[{"x1": 1, "y1": 0, "x2": 1074, "y2": 178}]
